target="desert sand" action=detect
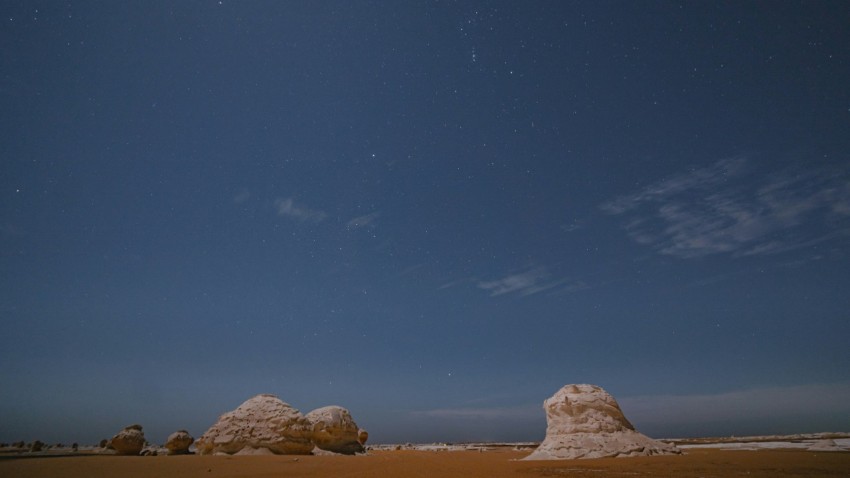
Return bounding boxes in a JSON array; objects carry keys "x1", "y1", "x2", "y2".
[{"x1": 2, "y1": 447, "x2": 849, "y2": 478}]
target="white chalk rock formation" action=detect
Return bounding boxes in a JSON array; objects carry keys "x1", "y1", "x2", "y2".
[
  {"x1": 305, "y1": 405, "x2": 366, "y2": 454},
  {"x1": 111, "y1": 424, "x2": 146, "y2": 455},
  {"x1": 234, "y1": 446, "x2": 276, "y2": 455},
  {"x1": 808, "y1": 439, "x2": 844, "y2": 452},
  {"x1": 524, "y1": 384, "x2": 680, "y2": 460},
  {"x1": 165, "y1": 430, "x2": 194, "y2": 455},
  {"x1": 195, "y1": 394, "x2": 314, "y2": 455}
]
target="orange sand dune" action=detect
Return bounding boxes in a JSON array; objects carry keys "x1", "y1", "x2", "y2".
[{"x1": 1, "y1": 448, "x2": 849, "y2": 477}]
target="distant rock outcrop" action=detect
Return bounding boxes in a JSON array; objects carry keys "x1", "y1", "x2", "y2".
[
  {"x1": 165, "y1": 430, "x2": 194, "y2": 455},
  {"x1": 195, "y1": 394, "x2": 314, "y2": 455},
  {"x1": 140, "y1": 446, "x2": 158, "y2": 456},
  {"x1": 305, "y1": 406, "x2": 366, "y2": 454},
  {"x1": 808, "y1": 439, "x2": 845, "y2": 452},
  {"x1": 111, "y1": 424, "x2": 146, "y2": 455},
  {"x1": 524, "y1": 384, "x2": 681, "y2": 460}
]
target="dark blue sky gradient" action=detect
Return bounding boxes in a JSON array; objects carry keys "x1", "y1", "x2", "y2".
[{"x1": 2, "y1": 1, "x2": 850, "y2": 444}]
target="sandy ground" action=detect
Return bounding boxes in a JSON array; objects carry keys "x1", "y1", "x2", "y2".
[{"x1": 1, "y1": 448, "x2": 849, "y2": 478}]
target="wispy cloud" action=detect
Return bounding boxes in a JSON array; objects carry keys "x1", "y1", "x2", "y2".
[
  {"x1": 600, "y1": 157, "x2": 748, "y2": 216},
  {"x1": 600, "y1": 157, "x2": 850, "y2": 258},
  {"x1": 560, "y1": 220, "x2": 584, "y2": 233},
  {"x1": 478, "y1": 267, "x2": 567, "y2": 297},
  {"x1": 412, "y1": 404, "x2": 540, "y2": 421},
  {"x1": 233, "y1": 190, "x2": 251, "y2": 204},
  {"x1": 411, "y1": 383, "x2": 850, "y2": 438},
  {"x1": 620, "y1": 383, "x2": 850, "y2": 435},
  {"x1": 438, "y1": 277, "x2": 476, "y2": 290},
  {"x1": 274, "y1": 197, "x2": 327, "y2": 222},
  {"x1": 554, "y1": 279, "x2": 590, "y2": 295},
  {"x1": 347, "y1": 212, "x2": 380, "y2": 228}
]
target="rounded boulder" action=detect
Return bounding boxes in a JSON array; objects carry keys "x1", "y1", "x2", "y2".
[
  {"x1": 195, "y1": 394, "x2": 313, "y2": 455},
  {"x1": 111, "y1": 424, "x2": 146, "y2": 456},
  {"x1": 305, "y1": 406, "x2": 365, "y2": 454},
  {"x1": 165, "y1": 430, "x2": 194, "y2": 455}
]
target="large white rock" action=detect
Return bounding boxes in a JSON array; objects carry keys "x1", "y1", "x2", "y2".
[
  {"x1": 524, "y1": 384, "x2": 680, "y2": 460},
  {"x1": 110, "y1": 424, "x2": 146, "y2": 456},
  {"x1": 305, "y1": 405, "x2": 366, "y2": 454},
  {"x1": 195, "y1": 394, "x2": 314, "y2": 455}
]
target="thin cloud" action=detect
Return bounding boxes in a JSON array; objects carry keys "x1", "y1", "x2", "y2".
[
  {"x1": 233, "y1": 190, "x2": 251, "y2": 204},
  {"x1": 412, "y1": 404, "x2": 540, "y2": 421},
  {"x1": 560, "y1": 221, "x2": 583, "y2": 233},
  {"x1": 347, "y1": 212, "x2": 380, "y2": 228},
  {"x1": 600, "y1": 157, "x2": 747, "y2": 215},
  {"x1": 274, "y1": 197, "x2": 327, "y2": 222},
  {"x1": 601, "y1": 157, "x2": 850, "y2": 258},
  {"x1": 554, "y1": 279, "x2": 590, "y2": 295},
  {"x1": 478, "y1": 267, "x2": 565, "y2": 297},
  {"x1": 438, "y1": 278, "x2": 474, "y2": 290},
  {"x1": 620, "y1": 383, "x2": 850, "y2": 434}
]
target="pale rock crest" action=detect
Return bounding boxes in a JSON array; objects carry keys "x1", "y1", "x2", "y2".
[
  {"x1": 195, "y1": 394, "x2": 314, "y2": 455},
  {"x1": 524, "y1": 384, "x2": 681, "y2": 460}
]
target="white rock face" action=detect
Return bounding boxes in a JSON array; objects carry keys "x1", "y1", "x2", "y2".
[
  {"x1": 524, "y1": 384, "x2": 681, "y2": 460},
  {"x1": 195, "y1": 394, "x2": 314, "y2": 455},
  {"x1": 110, "y1": 424, "x2": 146, "y2": 456},
  {"x1": 305, "y1": 405, "x2": 365, "y2": 454},
  {"x1": 165, "y1": 430, "x2": 194, "y2": 455},
  {"x1": 234, "y1": 446, "x2": 275, "y2": 455}
]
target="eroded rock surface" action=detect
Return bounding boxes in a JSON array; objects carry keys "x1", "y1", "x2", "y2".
[
  {"x1": 524, "y1": 384, "x2": 680, "y2": 460},
  {"x1": 305, "y1": 405, "x2": 366, "y2": 454},
  {"x1": 195, "y1": 394, "x2": 313, "y2": 455},
  {"x1": 111, "y1": 424, "x2": 146, "y2": 456},
  {"x1": 165, "y1": 429, "x2": 194, "y2": 455}
]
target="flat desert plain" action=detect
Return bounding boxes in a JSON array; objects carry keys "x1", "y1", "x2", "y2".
[{"x1": 2, "y1": 448, "x2": 849, "y2": 477}]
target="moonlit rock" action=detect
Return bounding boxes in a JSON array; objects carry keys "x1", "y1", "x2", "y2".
[
  {"x1": 195, "y1": 394, "x2": 314, "y2": 455},
  {"x1": 140, "y1": 446, "x2": 158, "y2": 456},
  {"x1": 524, "y1": 384, "x2": 681, "y2": 460},
  {"x1": 110, "y1": 424, "x2": 146, "y2": 455},
  {"x1": 234, "y1": 446, "x2": 275, "y2": 455},
  {"x1": 165, "y1": 430, "x2": 194, "y2": 455},
  {"x1": 808, "y1": 439, "x2": 844, "y2": 452},
  {"x1": 305, "y1": 405, "x2": 366, "y2": 454}
]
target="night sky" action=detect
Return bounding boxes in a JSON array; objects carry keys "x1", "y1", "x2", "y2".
[{"x1": 2, "y1": 1, "x2": 850, "y2": 445}]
